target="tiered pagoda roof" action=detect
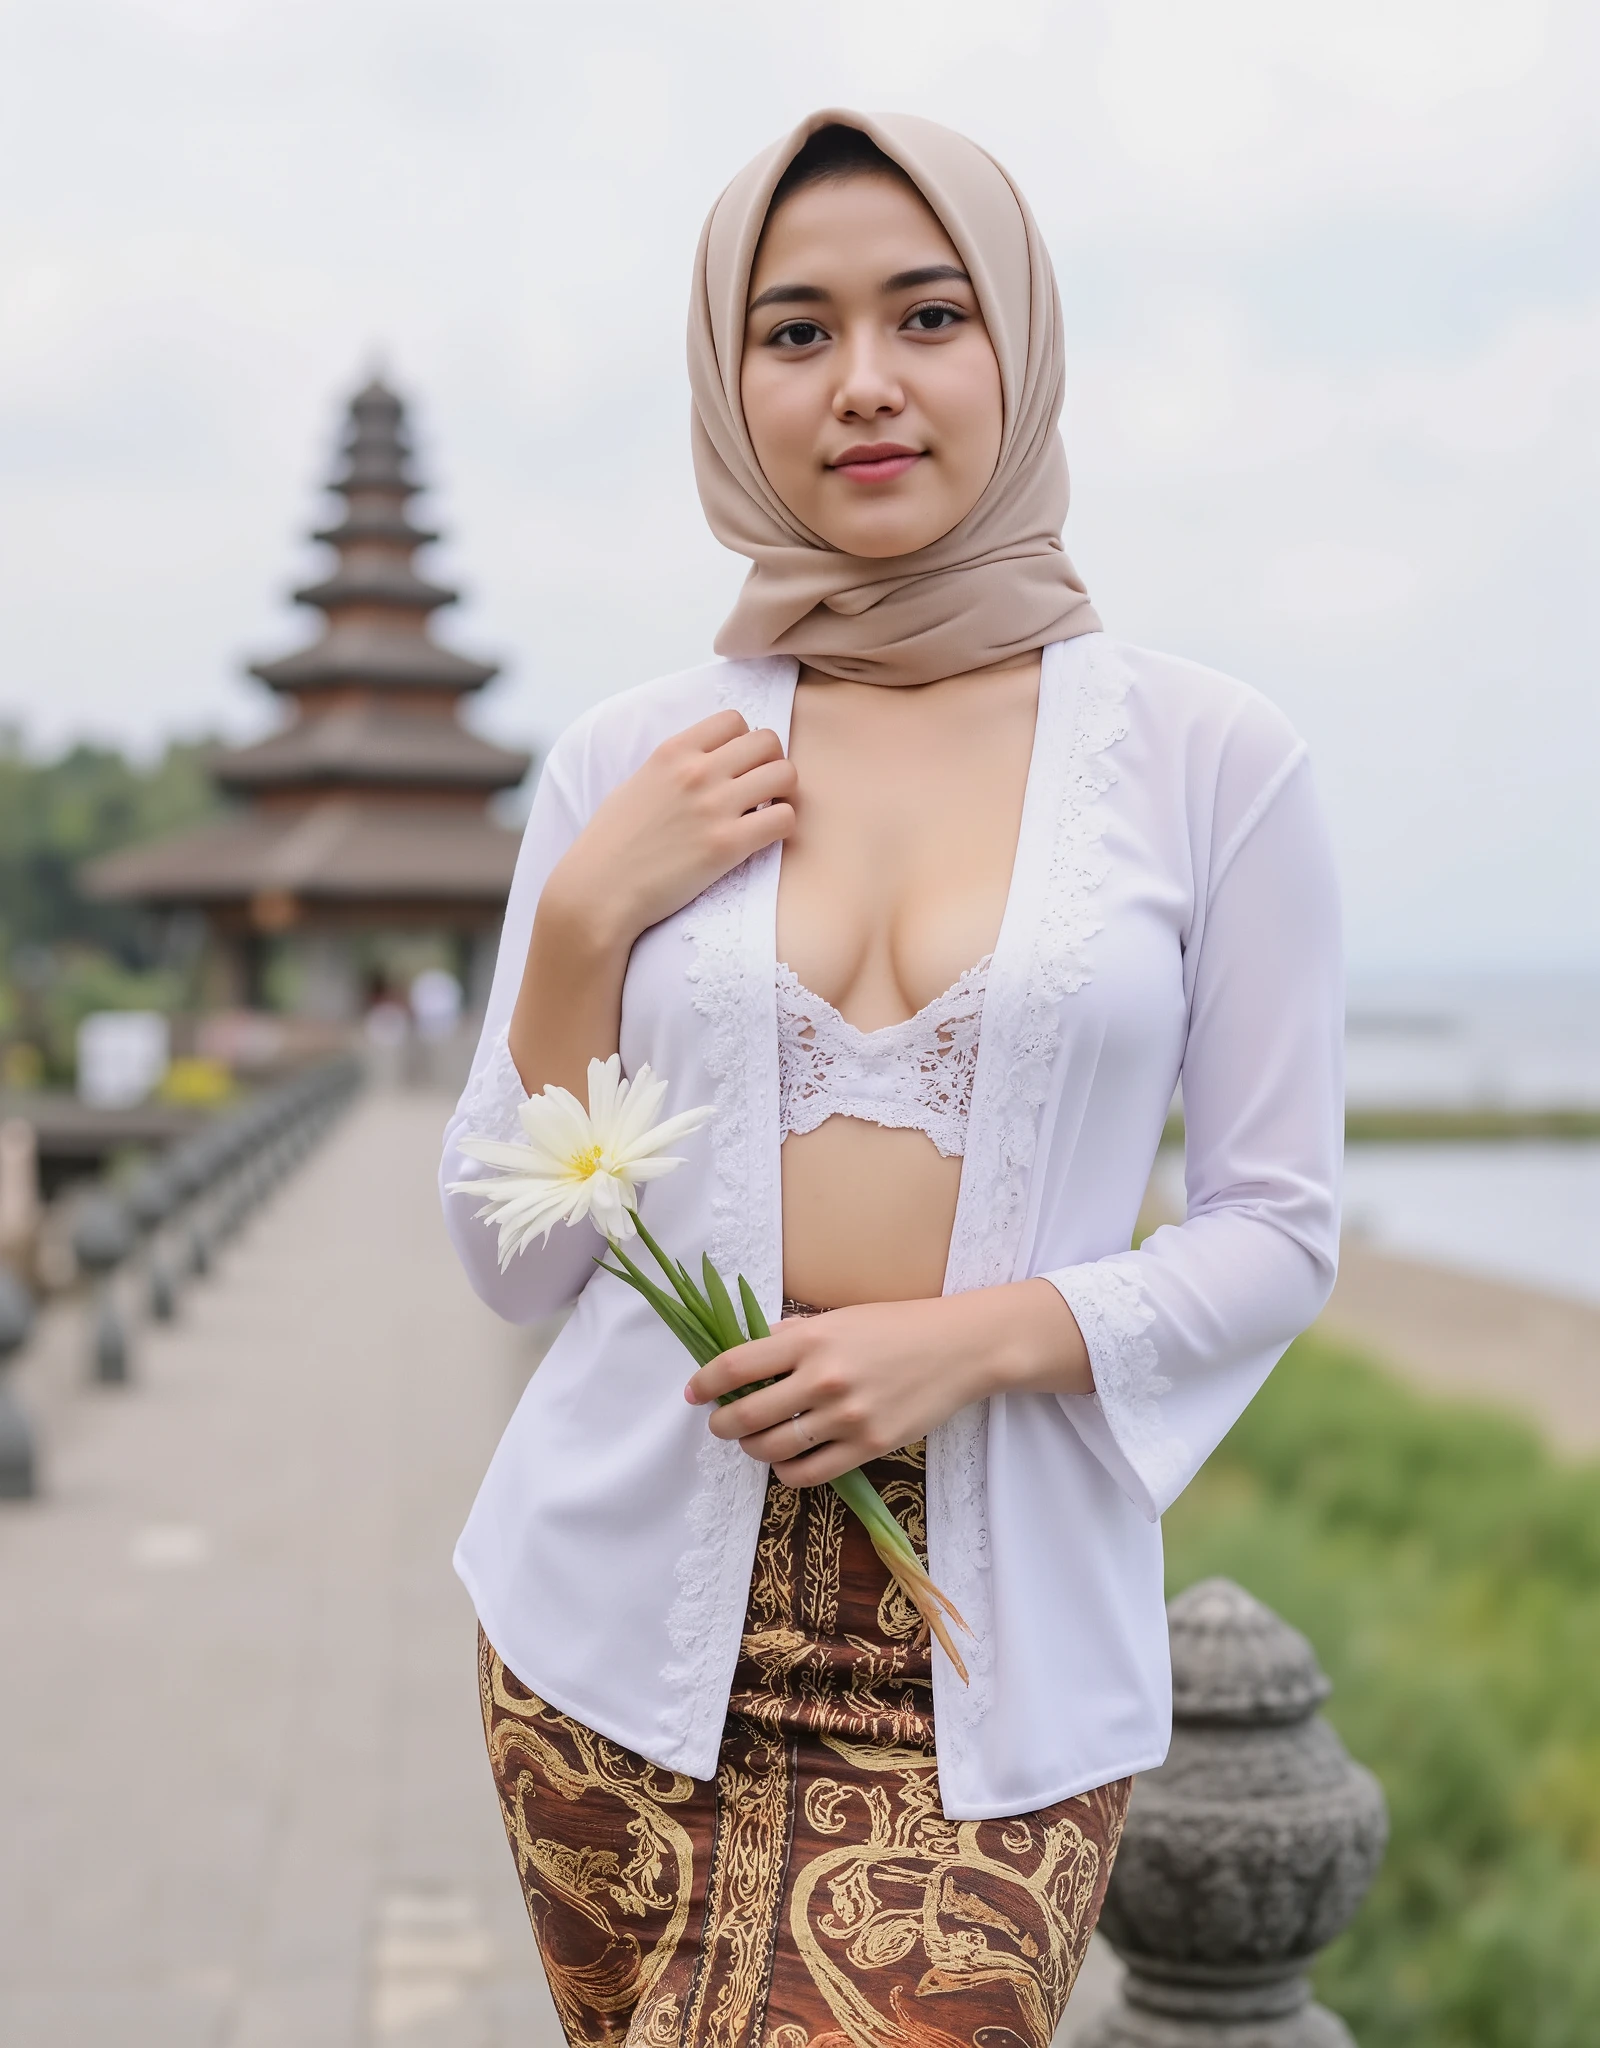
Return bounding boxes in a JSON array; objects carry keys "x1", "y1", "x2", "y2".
[
  {"x1": 211, "y1": 704, "x2": 523, "y2": 797},
  {"x1": 88, "y1": 376, "x2": 530, "y2": 923},
  {"x1": 244, "y1": 377, "x2": 505, "y2": 706}
]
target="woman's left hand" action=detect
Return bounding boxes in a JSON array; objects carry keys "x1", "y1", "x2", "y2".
[{"x1": 684, "y1": 1280, "x2": 1093, "y2": 1487}]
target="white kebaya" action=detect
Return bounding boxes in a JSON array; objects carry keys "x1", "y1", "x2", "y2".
[{"x1": 441, "y1": 632, "x2": 1343, "y2": 1821}]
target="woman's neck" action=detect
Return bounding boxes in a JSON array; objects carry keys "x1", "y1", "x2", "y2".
[{"x1": 795, "y1": 649, "x2": 1043, "y2": 698}]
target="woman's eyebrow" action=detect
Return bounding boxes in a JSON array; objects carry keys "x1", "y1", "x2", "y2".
[
  {"x1": 748, "y1": 281, "x2": 829, "y2": 312},
  {"x1": 882, "y1": 264, "x2": 970, "y2": 292},
  {"x1": 747, "y1": 263, "x2": 971, "y2": 316}
]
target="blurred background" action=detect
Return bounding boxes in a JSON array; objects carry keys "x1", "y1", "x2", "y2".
[{"x1": 0, "y1": 4, "x2": 1595, "y2": 2045}]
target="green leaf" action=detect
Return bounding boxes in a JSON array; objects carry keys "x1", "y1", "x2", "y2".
[
  {"x1": 715, "y1": 1375, "x2": 780, "y2": 1408},
  {"x1": 701, "y1": 1254, "x2": 747, "y2": 1351},
  {"x1": 597, "y1": 1250, "x2": 720, "y2": 1364},
  {"x1": 631, "y1": 1216, "x2": 722, "y2": 1348},
  {"x1": 738, "y1": 1275, "x2": 772, "y2": 1341}
]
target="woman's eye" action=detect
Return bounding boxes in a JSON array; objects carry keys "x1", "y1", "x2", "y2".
[
  {"x1": 905, "y1": 304, "x2": 963, "y2": 333},
  {"x1": 772, "y1": 320, "x2": 827, "y2": 348}
]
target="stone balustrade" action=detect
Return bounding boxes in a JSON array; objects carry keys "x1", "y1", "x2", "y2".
[
  {"x1": 0, "y1": 1265, "x2": 35, "y2": 1499},
  {"x1": 0, "y1": 1054, "x2": 363, "y2": 1495},
  {"x1": 1084, "y1": 1577, "x2": 1388, "y2": 2047}
]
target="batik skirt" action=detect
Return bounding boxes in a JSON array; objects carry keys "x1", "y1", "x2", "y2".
[{"x1": 479, "y1": 1356, "x2": 1130, "y2": 2048}]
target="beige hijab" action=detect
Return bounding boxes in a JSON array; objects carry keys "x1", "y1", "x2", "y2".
[{"x1": 689, "y1": 108, "x2": 1099, "y2": 687}]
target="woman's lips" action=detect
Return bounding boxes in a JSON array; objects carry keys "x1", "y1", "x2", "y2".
[{"x1": 829, "y1": 444, "x2": 924, "y2": 483}]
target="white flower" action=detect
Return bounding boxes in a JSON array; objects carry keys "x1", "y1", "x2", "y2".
[{"x1": 449, "y1": 1055, "x2": 713, "y2": 1268}]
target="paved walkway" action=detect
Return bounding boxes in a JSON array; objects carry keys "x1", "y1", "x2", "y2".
[{"x1": 0, "y1": 1090, "x2": 558, "y2": 2047}]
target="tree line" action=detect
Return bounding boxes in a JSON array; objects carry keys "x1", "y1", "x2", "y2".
[{"x1": 0, "y1": 732, "x2": 221, "y2": 1082}]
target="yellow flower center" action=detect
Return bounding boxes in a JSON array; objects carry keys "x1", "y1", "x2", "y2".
[{"x1": 568, "y1": 1143, "x2": 606, "y2": 1180}]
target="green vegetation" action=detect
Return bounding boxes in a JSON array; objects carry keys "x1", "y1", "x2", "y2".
[
  {"x1": 1165, "y1": 1336, "x2": 1600, "y2": 2047},
  {"x1": 1162, "y1": 1108, "x2": 1600, "y2": 1146},
  {"x1": 1343, "y1": 1108, "x2": 1600, "y2": 1142},
  {"x1": 0, "y1": 732, "x2": 221, "y2": 1078}
]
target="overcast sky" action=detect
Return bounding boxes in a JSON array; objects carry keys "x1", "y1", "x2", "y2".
[{"x1": 0, "y1": 0, "x2": 1595, "y2": 975}]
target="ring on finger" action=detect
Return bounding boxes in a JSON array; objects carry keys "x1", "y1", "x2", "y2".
[{"x1": 790, "y1": 1410, "x2": 817, "y2": 1452}]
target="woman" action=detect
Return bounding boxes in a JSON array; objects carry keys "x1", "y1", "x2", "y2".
[{"x1": 443, "y1": 110, "x2": 1342, "y2": 2048}]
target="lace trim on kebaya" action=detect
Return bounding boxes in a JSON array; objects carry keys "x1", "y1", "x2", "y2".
[
  {"x1": 664, "y1": 637, "x2": 1142, "y2": 1769},
  {"x1": 662, "y1": 657, "x2": 791, "y2": 1774},
  {"x1": 776, "y1": 956, "x2": 991, "y2": 1160},
  {"x1": 453, "y1": 1024, "x2": 528, "y2": 1146},
  {"x1": 931, "y1": 633, "x2": 1136, "y2": 1756},
  {"x1": 1050, "y1": 1258, "x2": 1192, "y2": 1516}
]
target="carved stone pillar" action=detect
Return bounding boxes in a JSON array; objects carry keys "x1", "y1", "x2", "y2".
[
  {"x1": 0, "y1": 1266, "x2": 36, "y2": 1499},
  {"x1": 1083, "y1": 1578, "x2": 1387, "y2": 2047}
]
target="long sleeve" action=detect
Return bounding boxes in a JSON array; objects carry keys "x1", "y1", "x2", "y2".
[
  {"x1": 439, "y1": 742, "x2": 599, "y2": 1321},
  {"x1": 1043, "y1": 750, "x2": 1344, "y2": 1520}
]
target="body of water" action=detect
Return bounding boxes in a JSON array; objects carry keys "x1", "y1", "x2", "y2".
[
  {"x1": 1149, "y1": 1141, "x2": 1599, "y2": 1308},
  {"x1": 1340, "y1": 1142, "x2": 1600, "y2": 1307},
  {"x1": 1153, "y1": 973, "x2": 1600, "y2": 1306},
  {"x1": 1340, "y1": 974, "x2": 1599, "y2": 1302}
]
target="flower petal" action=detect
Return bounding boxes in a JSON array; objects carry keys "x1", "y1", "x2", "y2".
[
  {"x1": 585, "y1": 1054, "x2": 625, "y2": 1129},
  {"x1": 456, "y1": 1056, "x2": 710, "y2": 1263},
  {"x1": 473, "y1": 1183, "x2": 581, "y2": 1242},
  {"x1": 623, "y1": 1103, "x2": 715, "y2": 1160},
  {"x1": 519, "y1": 1086, "x2": 595, "y2": 1162},
  {"x1": 612, "y1": 1066, "x2": 669, "y2": 1148},
  {"x1": 587, "y1": 1172, "x2": 635, "y2": 1239},
  {"x1": 455, "y1": 1137, "x2": 548, "y2": 1172},
  {"x1": 625, "y1": 1154, "x2": 688, "y2": 1182}
]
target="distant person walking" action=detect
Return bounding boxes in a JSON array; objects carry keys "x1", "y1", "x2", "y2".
[{"x1": 442, "y1": 111, "x2": 1342, "y2": 2048}]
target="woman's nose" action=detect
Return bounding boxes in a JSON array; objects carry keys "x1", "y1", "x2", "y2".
[{"x1": 832, "y1": 327, "x2": 904, "y2": 422}]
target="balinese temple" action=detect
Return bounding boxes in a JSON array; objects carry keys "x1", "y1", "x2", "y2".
[{"x1": 88, "y1": 377, "x2": 530, "y2": 1020}]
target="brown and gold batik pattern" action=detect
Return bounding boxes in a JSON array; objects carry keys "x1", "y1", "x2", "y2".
[{"x1": 480, "y1": 1434, "x2": 1130, "y2": 2048}]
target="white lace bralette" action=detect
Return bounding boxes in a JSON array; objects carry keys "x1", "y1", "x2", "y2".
[{"x1": 775, "y1": 955, "x2": 992, "y2": 1161}]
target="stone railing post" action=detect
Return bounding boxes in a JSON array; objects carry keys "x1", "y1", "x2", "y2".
[
  {"x1": 166, "y1": 1136, "x2": 213, "y2": 1278},
  {"x1": 193, "y1": 1131, "x2": 234, "y2": 1268},
  {"x1": 0, "y1": 1267, "x2": 36, "y2": 1498},
  {"x1": 1084, "y1": 1578, "x2": 1387, "y2": 2048},
  {"x1": 127, "y1": 1162, "x2": 178, "y2": 1321},
  {"x1": 72, "y1": 1192, "x2": 136, "y2": 1384}
]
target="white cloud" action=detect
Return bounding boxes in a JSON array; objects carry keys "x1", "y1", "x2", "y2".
[
  {"x1": 821, "y1": 0, "x2": 1056, "y2": 91},
  {"x1": 1261, "y1": 542, "x2": 1419, "y2": 625},
  {"x1": 0, "y1": 0, "x2": 1593, "y2": 969},
  {"x1": 1372, "y1": 306, "x2": 1600, "y2": 455},
  {"x1": 1095, "y1": 0, "x2": 1589, "y2": 221}
]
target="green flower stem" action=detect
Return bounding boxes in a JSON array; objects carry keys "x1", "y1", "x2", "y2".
[{"x1": 600, "y1": 1211, "x2": 972, "y2": 1682}]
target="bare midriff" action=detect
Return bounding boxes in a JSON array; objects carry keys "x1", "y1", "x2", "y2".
[{"x1": 776, "y1": 659, "x2": 1040, "y2": 1308}]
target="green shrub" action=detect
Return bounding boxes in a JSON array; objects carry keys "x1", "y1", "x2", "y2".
[
  {"x1": 0, "y1": 734, "x2": 221, "y2": 1078},
  {"x1": 1164, "y1": 1336, "x2": 1600, "y2": 2047}
]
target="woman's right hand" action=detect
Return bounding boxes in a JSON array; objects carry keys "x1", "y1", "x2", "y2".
[
  {"x1": 508, "y1": 711, "x2": 796, "y2": 1099},
  {"x1": 544, "y1": 711, "x2": 797, "y2": 950}
]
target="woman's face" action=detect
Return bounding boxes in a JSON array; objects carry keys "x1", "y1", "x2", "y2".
[{"x1": 740, "y1": 173, "x2": 1003, "y2": 560}]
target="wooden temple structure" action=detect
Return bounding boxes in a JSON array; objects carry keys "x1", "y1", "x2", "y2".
[{"x1": 88, "y1": 378, "x2": 530, "y2": 1019}]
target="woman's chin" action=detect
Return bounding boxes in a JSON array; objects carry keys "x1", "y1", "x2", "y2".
[{"x1": 813, "y1": 513, "x2": 959, "y2": 561}]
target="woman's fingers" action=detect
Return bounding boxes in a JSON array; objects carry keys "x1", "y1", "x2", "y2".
[
  {"x1": 733, "y1": 756, "x2": 799, "y2": 811},
  {"x1": 770, "y1": 1443, "x2": 860, "y2": 1488},
  {"x1": 727, "y1": 802, "x2": 796, "y2": 865},
  {"x1": 686, "y1": 1329, "x2": 800, "y2": 1405},
  {"x1": 677, "y1": 708, "x2": 752, "y2": 752},
  {"x1": 710, "y1": 723, "x2": 786, "y2": 777},
  {"x1": 693, "y1": 1326, "x2": 879, "y2": 1476},
  {"x1": 705, "y1": 1375, "x2": 821, "y2": 1443},
  {"x1": 711, "y1": 1402, "x2": 864, "y2": 1488}
]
